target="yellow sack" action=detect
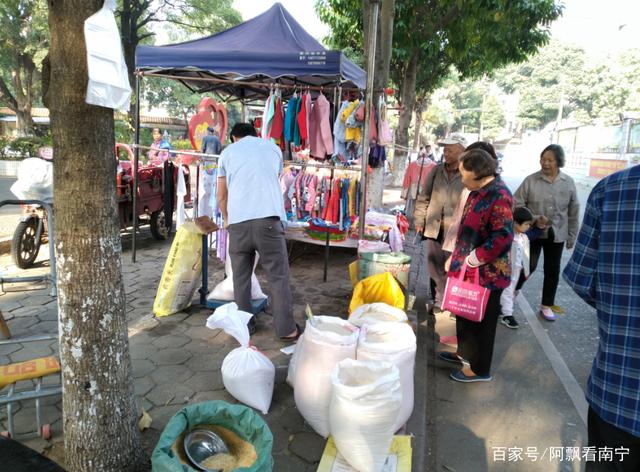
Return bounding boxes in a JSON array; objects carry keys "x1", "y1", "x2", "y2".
[
  {"x1": 153, "y1": 222, "x2": 203, "y2": 317},
  {"x1": 348, "y1": 260, "x2": 359, "y2": 287},
  {"x1": 349, "y1": 272, "x2": 405, "y2": 314}
]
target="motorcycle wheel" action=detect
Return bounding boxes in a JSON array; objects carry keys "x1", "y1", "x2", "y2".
[
  {"x1": 11, "y1": 218, "x2": 41, "y2": 269},
  {"x1": 150, "y1": 210, "x2": 169, "y2": 240}
]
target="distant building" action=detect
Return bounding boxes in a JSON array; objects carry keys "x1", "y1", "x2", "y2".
[{"x1": 0, "y1": 107, "x2": 187, "y2": 137}]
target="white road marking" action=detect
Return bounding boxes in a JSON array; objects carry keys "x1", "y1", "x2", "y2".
[{"x1": 517, "y1": 293, "x2": 589, "y2": 427}]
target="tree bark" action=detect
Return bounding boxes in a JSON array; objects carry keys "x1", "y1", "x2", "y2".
[
  {"x1": 412, "y1": 97, "x2": 427, "y2": 149},
  {"x1": 364, "y1": 0, "x2": 395, "y2": 209},
  {"x1": 391, "y1": 50, "x2": 419, "y2": 187},
  {"x1": 46, "y1": 1, "x2": 146, "y2": 470}
]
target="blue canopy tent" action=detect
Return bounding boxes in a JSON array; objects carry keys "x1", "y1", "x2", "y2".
[
  {"x1": 130, "y1": 3, "x2": 369, "y2": 272},
  {"x1": 135, "y1": 2, "x2": 366, "y2": 99}
]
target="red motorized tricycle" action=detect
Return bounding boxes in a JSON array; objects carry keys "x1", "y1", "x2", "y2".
[{"x1": 11, "y1": 144, "x2": 190, "y2": 268}]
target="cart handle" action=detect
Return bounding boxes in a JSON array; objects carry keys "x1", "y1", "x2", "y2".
[{"x1": 115, "y1": 143, "x2": 135, "y2": 162}]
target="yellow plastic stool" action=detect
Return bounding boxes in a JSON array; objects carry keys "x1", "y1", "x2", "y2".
[{"x1": 0, "y1": 356, "x2": 61, "y2": 439}]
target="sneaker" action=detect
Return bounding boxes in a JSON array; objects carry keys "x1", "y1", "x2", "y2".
[
  {"x1": 450, "y1": 370, "x2": 492, "y2": 383},
  {"x1": 550, "y1": 305, "x2": 565, "y2": 314},
  {"x1": 540, "y1": 307, "x2": 557, "y2": 321},
  {"x1": 500, "y1": 315, "x2": 519, "y2": 329},
  {"x1": 438, "y1": 352, "x2": 463, "y2": 365}
]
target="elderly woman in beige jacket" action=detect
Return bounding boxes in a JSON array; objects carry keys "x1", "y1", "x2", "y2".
[{"x1": 513, "y1": 144, "x2": 580, "y2": 321}]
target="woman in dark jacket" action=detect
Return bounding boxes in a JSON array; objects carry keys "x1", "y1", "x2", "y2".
[{"x1": 440, "y1": 149, "x2": 514, "y2": 382}]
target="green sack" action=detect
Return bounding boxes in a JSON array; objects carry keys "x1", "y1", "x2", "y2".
[
  {"x1": 151, "y1": 401, "x2": 273, "y2": 472},
  {"x1": 358, "y1": 251, "x2": 412, "y2": 288}
]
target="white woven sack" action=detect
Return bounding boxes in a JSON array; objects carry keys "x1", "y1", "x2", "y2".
[
  {"x1": 206, "y1": 303, "x2": 275, "y2": 414},
  {"x1": 207, "y1": 241, "x2": 267, "y2": 301},
  {"x1": 349, "y1": 302, "x2": 408, "y2": 327},
  {"x1": 293, "y1": 316, "x2": 359, "y2": 437},
  {"x1": 357, "y1": 322, "x2": 416, "y2": 431},
  {"x1": 285, "y1": 332, "x2": 305, "y2": 387},
  {"x1": 329, "y1": 359, "x2": 402, "y2": 472}
]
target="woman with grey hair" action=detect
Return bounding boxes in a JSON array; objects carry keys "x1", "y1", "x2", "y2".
[{"x1": 513, "y1": 144, "x2": 580, "y2": 321}]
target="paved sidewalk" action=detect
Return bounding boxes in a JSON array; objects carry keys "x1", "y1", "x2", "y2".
[
  {"x1": 1, "y1": 226, "x2": 427, "y2": 470},
  {"x1": 412, "y1": 222, "x2": 593, "y2": 472}
]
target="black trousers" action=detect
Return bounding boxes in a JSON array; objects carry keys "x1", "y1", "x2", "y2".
[
  {"x1": 528, "y1": 234, "x2": 564, "y2": 306},
  {"x1": 425, "y1": 227, "x2": 448, "y2": 309},
  {"x1": 586, "y1": 407, "x2": 640, "y2": 472},
  {"x1": 228, "y1": 217, "x2": 296, "y2": 338},
  {"x1": 455, "y1": 289, "x2": 503, "y2": 377}
]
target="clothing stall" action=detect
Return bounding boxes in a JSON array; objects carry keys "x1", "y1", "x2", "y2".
[{"x1": 133, "y1": 3, "x2": 394, "y2": 300}]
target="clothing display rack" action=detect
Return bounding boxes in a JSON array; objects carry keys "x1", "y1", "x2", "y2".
[
  {"x1": 283, "y1": 160, "x2": 362, "y2": 281},
  {"x1": 132, "y1": 2, "x2": 380, "y2": 301}
]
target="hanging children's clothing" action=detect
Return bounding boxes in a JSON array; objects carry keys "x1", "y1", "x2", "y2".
[
  {"x1": 309, "y1": 93, "x2": 334, "y2": 159},
  {"x1": 401, "y1": 157, "x2": 436, "y2": 200},
  {"x1": 333, "y1": 100, "x2": 350, "y2": 161},
  {"x1": 401, "y1": 157, "x2": 435, "y2": 217}
]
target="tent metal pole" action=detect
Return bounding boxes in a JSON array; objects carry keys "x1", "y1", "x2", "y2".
[
  {"x1": 241, "y1": 100, "x2": 246, "y2": 122},
  {"x1": 358, "y1": 0, "x2": 380, "y2": 239},
  {"x1": 132, "y1": 74, "x2": 141, "y2": 263}
]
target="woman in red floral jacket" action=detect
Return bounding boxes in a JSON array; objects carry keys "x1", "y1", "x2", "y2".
[{"x1": 440, "y1": 148, "x2": 514, "y2": 382}]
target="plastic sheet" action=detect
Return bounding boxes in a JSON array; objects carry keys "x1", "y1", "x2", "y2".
[{"x1": 84, "y1": 0, "x2": 131, "y2": 112}]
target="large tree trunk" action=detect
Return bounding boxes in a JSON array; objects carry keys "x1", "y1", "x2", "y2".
[
  {"x1": 15, "y1": 108, "x2": 34, "y2": 137},
  {"x1": 391, "y1": 50, "x2": 419, "y2": 187},
  {"x1": 412, "y1": 97, "x2": 427, "y2": 150},
  {"x1": 363, "y1": 0, "x2": 395, "y2": 209},
  {"x1": 46, "y1": 2, "x2": 146, "y2": 471}
]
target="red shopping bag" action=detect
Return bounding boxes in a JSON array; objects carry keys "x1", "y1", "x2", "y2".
[{"x1": 442, "y1": 262, "x2": 489, "y2": 322}]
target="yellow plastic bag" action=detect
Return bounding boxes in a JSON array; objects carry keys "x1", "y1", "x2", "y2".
[
  {"x1": 349, "y1": 272, "x2": 405, "y2": 314},
  {"x1": 153, "y1": 222, "x2": 203, "y2": 317},
  {"x1": 348, "y1": 260, "x2": 359, "y2": 287}
]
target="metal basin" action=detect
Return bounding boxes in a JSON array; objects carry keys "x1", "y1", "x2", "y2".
[{"x1": 183, "y1": 429, "x2": 229, "y2": 472}]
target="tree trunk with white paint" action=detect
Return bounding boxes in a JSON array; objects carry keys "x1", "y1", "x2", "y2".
[{"x1": 45, "y1": 1, "x2": 146, "y2": 470}]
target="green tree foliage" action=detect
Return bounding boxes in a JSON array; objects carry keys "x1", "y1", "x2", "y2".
[
  {"x1": 317, "y1": 0, "x2": 562, "y2": 181},
  {"x1": 121, "y1": 0, "x2": 242, "y2": 120},
  {"x1": 481, "y1": 95, "x2": 506, "y2": 141},
  {"x1": 497, "y1": 41, "x2": 585, "y2": 130},
  {"x1": 497, "y1": 43, "x2": 640, "y2": 130},
  {"x1": 0, "y1": 0, "x2": 48, "y2": 136}
]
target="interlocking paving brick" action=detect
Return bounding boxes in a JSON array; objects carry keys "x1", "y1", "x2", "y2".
[
  {"x1": 19, "y1": 295, "x2": 54, "y2": 307},
  {"x1": 150, "y1": 364, "x2": 194, "y2": 385},
  {"x1": 146, "y1": 383, "x2": 194, "y2": 407},
  {"x1": 182, "y1": 370, "x2": 224, "y2": 392},
  {"x1": 129, "y1": 342, "x2": 159, "y2": 361},
  {"x1": 132, "y1": 359, "x2": 155, "y2": 378},
  {"x1": 6, "y1": 315, "x2": 39, "y2": 334},
  {"x1": 185, "y1": 353, "x2": 224, "y2": 373},
  {"x1": 8, "y1": 306, "x2": 42, "y2": 318},
  {"x1": 134, "y1": 376, "x2": 155, "y2": 397},
  {"x1": 153, "y1": 347, "x2": 192, "y2": 365},
  {"x1": 151, "y1": 334, "x2": 190, "y2": 349},
  {"x1": 9, "y1": 343, "x2": 53, "y2": 362}
]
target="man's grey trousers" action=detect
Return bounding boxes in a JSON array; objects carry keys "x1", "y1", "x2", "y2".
[{"x1": 228, "y1": 217, "x2": 295, "y2": 337}]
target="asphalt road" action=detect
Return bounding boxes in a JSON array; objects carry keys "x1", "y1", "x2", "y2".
[{"x1": 500, "y1": 150, "x2": 597, "y2": 391}]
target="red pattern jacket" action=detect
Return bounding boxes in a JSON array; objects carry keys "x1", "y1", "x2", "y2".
[{"x1": 449, "y1": 176, "x2": 514, "y2": 290}]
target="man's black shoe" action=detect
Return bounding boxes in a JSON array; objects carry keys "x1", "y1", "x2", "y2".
[{"x1": 248, "y1": 316, "x2": 257, "y2": 335}]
